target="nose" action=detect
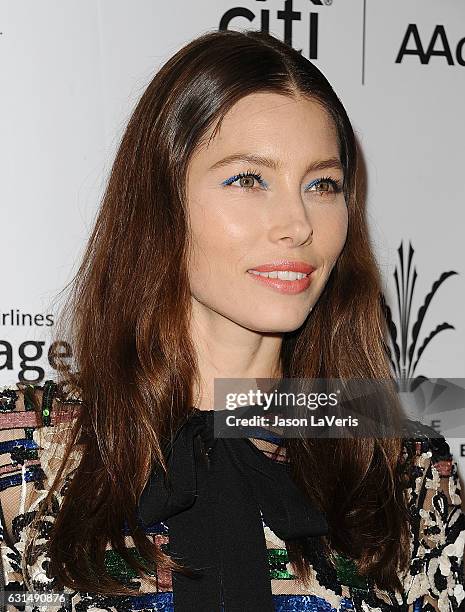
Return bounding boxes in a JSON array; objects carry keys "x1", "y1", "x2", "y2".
[{"x1": 268, "y1": 190, "x2": 314, "y2": 247}]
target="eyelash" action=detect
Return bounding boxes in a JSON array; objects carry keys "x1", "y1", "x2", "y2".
[
  {"x1": 221, "y1": 169, "x2": 343, "y2": 195},
  {"x1": 222, "y1": 169, "x2": 267, "y2": 189}
]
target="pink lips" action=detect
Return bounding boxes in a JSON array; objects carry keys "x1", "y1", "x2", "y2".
[
  {"x1": 248, "y1": 260, "x2": 315, "y2": 275},
  {"x1": 247, "y1": 260, "x2": 315, "y2": 295}
]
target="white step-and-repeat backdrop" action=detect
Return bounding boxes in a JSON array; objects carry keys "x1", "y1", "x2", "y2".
[{"x1": 1, "y1": 1, "x2": 464, "y2": 475}]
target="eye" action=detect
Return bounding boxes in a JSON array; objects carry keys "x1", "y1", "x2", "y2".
[
  {"x1": 305, "y1": 176, "x2": 342, "y2": 196},
  {"x1": 221, "y1": 170, "x2": 267, "y2": 190}
]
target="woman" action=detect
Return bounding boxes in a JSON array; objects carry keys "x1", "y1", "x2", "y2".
[{"x1": 1, "y1": 28, "x2": 464, "y2": 612}]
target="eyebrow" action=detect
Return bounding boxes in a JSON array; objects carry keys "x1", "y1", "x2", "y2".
[{"x1": 209, "y1": 153, "x2": 343, "y2": 174}]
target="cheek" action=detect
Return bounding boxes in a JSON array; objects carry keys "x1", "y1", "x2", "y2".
[
  {"x1": 313, "y1": 203, "x2": 348, "y2": 264},
  {"x1": 187, "y1": 190, "x2": 257, "y2": 284}
]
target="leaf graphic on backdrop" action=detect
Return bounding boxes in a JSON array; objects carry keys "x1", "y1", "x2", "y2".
[
  {"x1": 407, "y1": 271, "x2": 458, "y2": 379},
  {"x1": 381, "y1": 241, "x2": 458, "y2": 394},
  {"x1": 380, "y1": 293, "x2": 400, "y2": 378},
  {"x1": 410, "y1": 322, "x2": 455, "y2": 379}
]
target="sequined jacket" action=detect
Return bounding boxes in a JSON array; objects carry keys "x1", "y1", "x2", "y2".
[{"x1": 0, "y1": 382, "x2": 464, "y2": 612}]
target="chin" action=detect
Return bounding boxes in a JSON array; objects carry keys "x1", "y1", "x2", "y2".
[{"x1": 244, "y1": 313, "x2": 309, "y2": 334}]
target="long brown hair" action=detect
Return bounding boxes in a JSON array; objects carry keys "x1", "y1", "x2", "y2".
[{"x1": 23, "y1": 28, "x2": 412, "y2": 595}]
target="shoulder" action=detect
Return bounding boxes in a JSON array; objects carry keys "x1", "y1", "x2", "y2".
[
  {"x1": 399, "y1": 419, "x2": 465, "y2": 609},
  {"x1": 400, "y1": 418, "x2": 462, "y2": 513},
  {"x1": 0, "y1": 380, "x2": 83, "y2": 545},
  {"x1": 400, "y1": 419, "x2": 457, "y2": 484},
  {"x1": 400, "y1": 419, "x2": 453, "y2": 459}
]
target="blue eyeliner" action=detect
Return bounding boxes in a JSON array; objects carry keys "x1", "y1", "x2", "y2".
[
  {"x1": 221, "y1": 170, "x2": 341, "y2": 193},
  {"x1": 221, "y1": 170, "x2": 269, "y2": 189}
]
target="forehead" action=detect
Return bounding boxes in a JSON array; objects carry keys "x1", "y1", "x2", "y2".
[{"x1": 197, "y1": 92, "x2": 339, "y2": 164}]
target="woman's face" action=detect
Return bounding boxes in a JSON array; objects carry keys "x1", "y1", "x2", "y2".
[{"x1": 186, "y1": 92, "x2": 348, "y2": 333}]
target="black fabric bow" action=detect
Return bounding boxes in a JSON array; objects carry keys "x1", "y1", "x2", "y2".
[{"x1": 137, "y1": 408, "x2": 329, "y2": 611}]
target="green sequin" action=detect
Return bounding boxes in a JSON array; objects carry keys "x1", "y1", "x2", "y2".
[
  {"x1": 267, "y1": 548, "x2": 295, "y2": 579},
  {"x1": 331, "y1": 552, "x2": 369, "y2": 590},
  {"x1": 104, "y1": 547, "x2": 157, "y2": 581}
]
